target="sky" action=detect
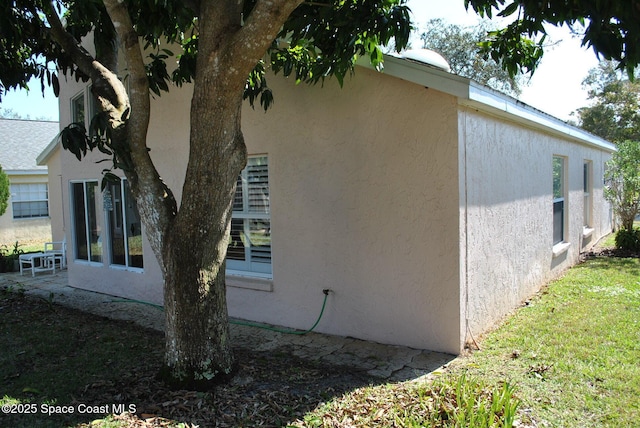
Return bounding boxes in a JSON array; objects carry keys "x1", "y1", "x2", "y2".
[
  {"x1": 517, "y1": 27, "x2": 599, "y2": 121},
  {"x1": 407, "y1": 0, "x2": 600, "y2": 121},
  {"x1": 0, "y1": 0, "x2": 600, "y2": 122}
]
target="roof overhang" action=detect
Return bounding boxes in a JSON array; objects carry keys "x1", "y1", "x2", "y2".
[
  {"x1": 358, "y1": 54, "x2": 616, "y2": 153},
  {"x1": 37, "y1": 135, "x2": 61, "y2": 166},
  {"x1": 464, "y1": 82, "x2": 616, "y2": 152},
  {"x1": 6, "y1": 169, "x2": 48, "y2": 176}
]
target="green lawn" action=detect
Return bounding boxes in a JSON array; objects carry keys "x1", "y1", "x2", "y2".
[
  {"x1": 448, "y1": 255, "x2": 640, "y2": 426},
  {"x1": 294, "y1": 251, "x2": 640, "y2": 427}
]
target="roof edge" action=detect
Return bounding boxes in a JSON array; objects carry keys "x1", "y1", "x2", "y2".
[
  {"x1": 464, "y1": 82, "x2": 616, "y2": 153},
  {"x1": 37, "y1": 134, "x2": 61, "y2": 166},
  {"x1": 357, "y1": 54, "x2": 615, "y2": 153},
  {"x1": 358, "y1": 54, "x2": 470, "y2": 99},
  {"x1": 6, "y1": 169, "x2": 48, "y2": 175}
]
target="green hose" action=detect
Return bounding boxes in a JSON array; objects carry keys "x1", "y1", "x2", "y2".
[
  {"x1": 108, "y1": 289, "x2": 330, "y2": 335},
  {"x1": 230, "y1": 289, "x2": 330, "y2": 335}
]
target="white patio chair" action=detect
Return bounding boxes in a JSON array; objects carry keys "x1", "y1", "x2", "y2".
[{"x1": 44, "y1": 238, "x2": 67, "y2": 270}]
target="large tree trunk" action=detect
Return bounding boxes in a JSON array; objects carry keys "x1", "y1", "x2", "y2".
[
  {"x1": 49, "y1": 0, "x2": 304, "y2": 390},
  {"x1": 98, "y1": 0, "x2": 303, "y2": 389},
  {"x1": 158, "y1": 11, "x2": 249, "y2": 386},
  {"x1": 159, "y1": 93, "x2": 246, "y2": 388},
  {"x1": 155, "y1": 0, "x2": 304, "y2": 390}
]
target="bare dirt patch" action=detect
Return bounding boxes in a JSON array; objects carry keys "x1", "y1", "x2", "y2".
[{"x1": 0, "y1": 292, "x2": 376, "y2": 428}]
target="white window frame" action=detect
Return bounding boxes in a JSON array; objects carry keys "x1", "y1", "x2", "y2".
[
  {"x1": 105, "y1": 179, "x2": 144, "y2": 271},
  {"x1": 227, "y1": 155, "x2": 272, "y2": 279},
  {"x1": 71, "y1": 87, "x2": 99, "y2": 129},
  {"x1": 70, "y1": 180, "x2": 103, "y2": 265},
  {"x1": 71, "y1": 91, "x2": 85, "y2": 126},
  {"x1": 552, "y1": 156, "x2": 570, "y2": 255},
  {"x1": 583, "y1": 160, "x2": 593, "y2": 231},
  {"x1": 10, "y1": 183, "x2": 49, "y2": 219}
]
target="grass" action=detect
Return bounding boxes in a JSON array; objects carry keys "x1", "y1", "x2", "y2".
[
  {"x1": 294, "y1": 244, "x2": 640, "y2": 427},
  {"x1": 0, "y1": 240, "x2": 50, "y2": 254},
  {"x1": 0, "y1": 242, "x2": 638, "y2": 427},
  {"x1": 0, "y1": 291, "x2": 163, "y2": 428},
  {"x1": 448, "y1": 254, "x2": 640, "y2": 427},
  {"x1": 293, "y1": 375, "x2": 519, "y2": 427}
]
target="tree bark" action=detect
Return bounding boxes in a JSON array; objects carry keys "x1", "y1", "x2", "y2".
[
  {"x1": 51, "y1": 0, "x2": 304, "y2": 389},
  {"x1": 160, "y1": 83, "x2": 247, "y2": 389},
  {"x1": 156, "y1": 0, "x2": 303, "y2": 389},
  {"x1": 102, "y1": 0, "x2": 178, "y2": 273}
]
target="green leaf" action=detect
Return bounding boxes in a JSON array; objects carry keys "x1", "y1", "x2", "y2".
[
  {"x1": 52, "y1": 73, "x2": 60, "y2": 97},
  {"x1": 101, "y1": 172, "x2": 121, "y2": 191},
  {"x1": 59, "y1": 123, "x2": 90, "y2": 161}
]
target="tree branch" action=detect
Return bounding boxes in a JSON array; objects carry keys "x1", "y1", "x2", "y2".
[
  {"x1": 43, "y1": 2, "x2": 96, "y2": 78},
  {"x1": 101, "y1": 0, "x2": 149, "y2": 131},
  {"x1": 234, "y1": 0, "x2": 304, "y2": 72},
  {"x1": 100, "y1": 0, "x2": 178, "y2": 272}
]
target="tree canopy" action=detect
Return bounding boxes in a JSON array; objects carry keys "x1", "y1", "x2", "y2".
[
  {"x1": 0, "y1": 0, "x2": 412, "y2": 109},
  {"x1": 420, "y1": 18, "x2": 525, "y2": 97},
  {"x1": 0, "y1": 108, "x2": 24, "y2": 119},
  {"x1": 465, "y1": 0, "x2": 640, "y2": 77},
  {"x1": 604, "y1": 140, "x2": 640, "y2": 234},
  {"x1": 577, "y1": 61, "x2": 640, "y2": 143}
]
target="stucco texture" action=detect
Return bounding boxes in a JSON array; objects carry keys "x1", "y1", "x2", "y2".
[
  {"x1": 0, "y1": 173, "x2": 52, "y2": 244},
  {"x1": 55, "y1": 83, "x2": 165, "y2": 304},
  {"x1": 49, "y1": 57, "x2": 613, "y2": 355},
  {"x1": 232, "y1": 68, "x2": 463, "y2": 353},
  {"x1": 459, "y1": 108, "x2": 612, "y2": 341},
  {"x1": 53, "y1": 65, "x2": 463, "y2": 353}
]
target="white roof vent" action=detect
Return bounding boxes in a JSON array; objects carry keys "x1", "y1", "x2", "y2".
[{"x1": 401, "y1": 49, "x2": 451, "y2": 72}]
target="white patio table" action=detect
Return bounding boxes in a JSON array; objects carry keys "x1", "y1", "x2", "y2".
[{"x1": 18, "y1": 252, "x2": 57, "y2": 277}]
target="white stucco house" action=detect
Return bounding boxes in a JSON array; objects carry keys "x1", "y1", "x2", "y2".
[
  {"x1": 0, "y1": 118, "x2": 59, "y2": 245},
  {"x1": 41, "y1": 51, "x2": 614, "y2": 355}
]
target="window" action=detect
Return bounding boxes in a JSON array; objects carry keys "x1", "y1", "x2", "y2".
[
  {"x1": 71, "y1": 181, "x2": 103, "y2": 263},
  {"x1": 583, "y1": 161, "x2": 593, "y2": 228},
  {"x1": 71, "y1": 92, "x2": 85, "y2": 125},
  {"x1": 553, "y1": 156, "x2": 567, "y2": 245},
  {"x1": 71, "y1": 89, "x2": 99, "y2": 127},
  {"x1": 105, "y1": 180, "x2": 143, "y2": 269},
  {"x1": 227, "y1": 156, "x2": 271, "y2": 277},
  {"x1": 11, "y1": 183, "x2": 49, "y2": 218}
]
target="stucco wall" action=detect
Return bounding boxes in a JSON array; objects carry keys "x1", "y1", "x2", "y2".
[
  {"x1": 51, "y1": 58, "x2": 616, "y2": 354},
  {"x1": 54, "y1": 65, "x2": 463, "y2": 353},
  {"x1": 0, "y1": 173, "x2": 51, "y2": 245},
  {"x1": 56, "y1": 81, "x2": 165, "y2": 304},
  {"x1": 459, "y1": 107, "x2": 612, "y2": 342},
  {"x1": 44, "y1": 147, "x2": 66, "y2": 244},
  {"x1": 230, "y1": 68, "x2": 462, "y2": 353}
]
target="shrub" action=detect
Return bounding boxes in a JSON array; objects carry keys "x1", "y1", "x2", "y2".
[
  {"x1": 0, "y1": 165, "x2": 8, "y2": 217},
  {"x1": 0, "y1": 241, "x2": 24, "y2": 273},
  {"x1": 604, "y1": 140, "x2": 640, "y2": 233},
  {"x1": 614, "y1": 228, "x2": 640, "y2": 251}
]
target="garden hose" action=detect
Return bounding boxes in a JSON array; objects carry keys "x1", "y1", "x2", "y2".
[{"x1": 108, "y1": 288, "x2": 331, "y2": 335}]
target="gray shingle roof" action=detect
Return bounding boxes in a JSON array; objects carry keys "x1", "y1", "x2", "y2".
[{"x1": 0, "y1": 118, "x2": 59, "y2": 171}]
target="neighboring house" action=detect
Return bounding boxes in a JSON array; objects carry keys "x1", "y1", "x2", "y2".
[
  {"x1": 0, "y1": 118, "x2": 59, "y2": 245},
  {"x1": 42, "y1": 51, "x2": 614, "y2": 354}
]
